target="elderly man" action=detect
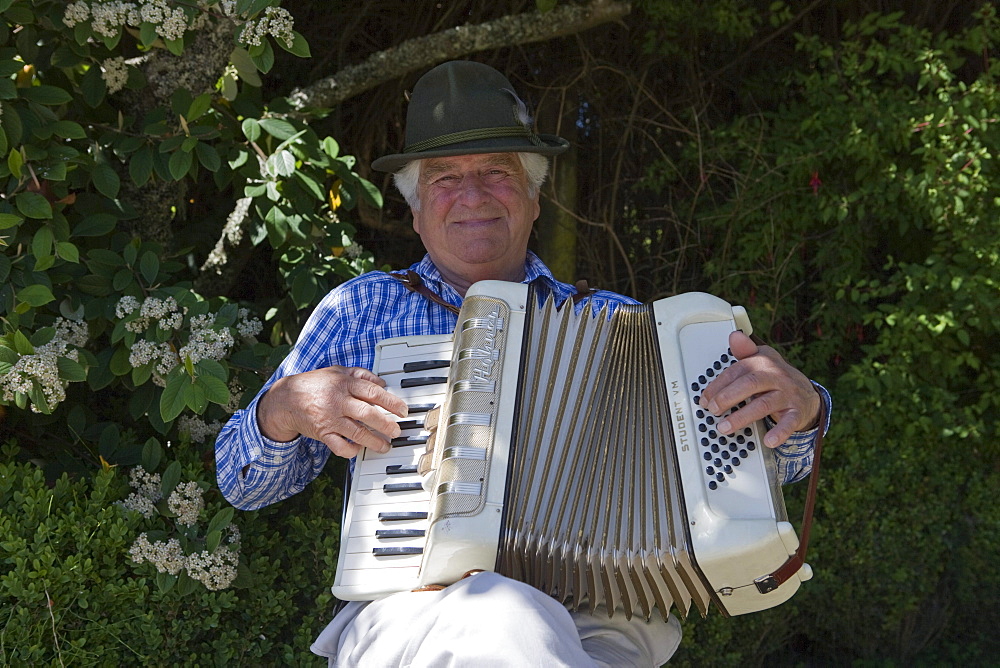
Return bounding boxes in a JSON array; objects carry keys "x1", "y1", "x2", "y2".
[{"x1": 216, "y1": 60, "x2": 829, "y2": 666}]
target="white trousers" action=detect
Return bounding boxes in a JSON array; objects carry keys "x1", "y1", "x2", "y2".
[{"x1": 311, "y1": 572, "x2": 682, "y2": 667}]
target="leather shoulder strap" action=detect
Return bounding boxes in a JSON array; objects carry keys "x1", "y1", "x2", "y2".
[{"x1": 389, "y1": 271, "x2": 460, "y2": 315}]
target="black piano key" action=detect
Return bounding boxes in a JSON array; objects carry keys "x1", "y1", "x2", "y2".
[
  {"x1": 373, "y1": 546, "x2": 424, "y2": 557},
  {"x1": 379, "y1": 511, "x2": 428, "y2": 521},
  {"x1": 400, "y1": 376, "x2": 448, "y2": 388},
  {"x1": 391, "y1": 436, "x2": 428, "y2": 448},
  {"x1": 403, "y1": 360, "x2": 451, "y2": 372},
  {"x1": 375, "y1": 528, "x2": 426, "y2": 539},
  {"x1": 384, "y1": 482, "x2": 425, "y2": 493},
  {"x1": 407, "y1": 403, "x2": 436, "y2": 414},
  {"x1": 385, "y1": 464, "x2": 419, "y2": 475},
  {"x1": 396, "y1": 418, "x2": 425, "y2": 431}
]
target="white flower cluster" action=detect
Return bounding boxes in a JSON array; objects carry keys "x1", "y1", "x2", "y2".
[
  {"x1": 121, "y1": 466, "x2": 162, "y2": 518},
  {"x1": 179, "y1": 319, "x2": 234, "y2": 365},
  {"x1": 117, "y1": 295, "x2": 185, "y2": 333},
  {"x1": 101, "y1": 56, "x2": 129, "y2": 94},
  {"x1": 127, "y1": 339, "x2": 179, "y2": 382},
  {"x1": 130, "y1": 533, "x2": 186, "y2": 575},
  {"x1": 236, "y1": 307, "x2": 263, "y2": 338},
  {"x1": 167, "y1": 480, "x2": 204, "y2": 526},
  {"x1": 178, "y1": 414, "x2": 224, "y2": 443},
  {"x1": 63, "y1": 0, "x2": 191, "y2": 42},
  {"x1": 124, "y1": 465, "x2": 242, "y2": 591},
  {"x1": 185, "y1": 544, "x2": 239, "y2": 590},
  {"x1": 239, "y1": 6, "x2": 295, "y2": 48},
  {"x1": 0, "y1": 319, "x2": 89, "y2": 413}
]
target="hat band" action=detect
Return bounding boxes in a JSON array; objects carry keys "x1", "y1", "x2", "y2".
[{"x1": 404, "y1": 126, "x2": 545, "y2": 154}]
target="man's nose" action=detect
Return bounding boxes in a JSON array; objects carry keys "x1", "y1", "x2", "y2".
[{"x1": 457, "y1": 173, "x2": 491, "y2": 203}]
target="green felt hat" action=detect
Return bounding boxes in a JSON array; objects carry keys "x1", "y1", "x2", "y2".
[{"x1": 371, "y1": 60, "x2": 569, "y2": 173}]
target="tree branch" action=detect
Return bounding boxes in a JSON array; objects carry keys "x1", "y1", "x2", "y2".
[{"x1": 288, "y1": 0, "x2": 632, "y2": 111}]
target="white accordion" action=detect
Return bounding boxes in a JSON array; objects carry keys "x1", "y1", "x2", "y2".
[{"x1": 333, "y1": 280, "x2": 813, "y2": 620}]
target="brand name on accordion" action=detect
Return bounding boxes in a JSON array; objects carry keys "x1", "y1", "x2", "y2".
[
  {"x1": 671, "y1": 381, "x2": 690, "y2": 452},
  {"x1": 465, "y1": 309, "x2": 505, "y2": 384}
]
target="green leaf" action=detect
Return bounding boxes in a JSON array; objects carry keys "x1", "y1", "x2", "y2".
[
  {"x1": 20, "y1": 85, "x2": 72, "y2": 106},
  {"x1": 139, "y1": 22, "x2": 158, "y2": 48},
  {"x1": 0, "y1": 212, "x2": 22, "y2": 230},
  {"x1": 321, "y1": 137, "x2": 339, "y2": 159},
  {"x1": 17, "y1": 284, "x2": 54, "y2": 308},
  {"x1": 197, "y1": 374, "x2": 230, "y2": 405},
  {"x1": 168, "y1": 149, "x2": 193, "y2": 180},
  {"x1": 129, "y1": 145, "x2": 154, "y2": 186},
  {"x1": 31, "y1": 226, "x2": 53, "y2": 260},
  {"x1": 74, "y1": 213, "x2": 117, "y2": 237},
  {"x1": 141, "y1": 437, "x2": 163, "y2": 471},
  {"x1": 229, "y1": 47, "x2": 262, "y2": 87},
  {"x1": 195, "y1": 358, "x2": 228, "y2": 381},
  {"x1": 7, "y1": 148, "x2": 22, "y2": 178},
  {"x1": 12, "y1": 330, "x2": 34, "y2": 355},
  {"x1": 249, "y1": 38, "x2": 275, "y2": 74},
  {"x1": 358, "y1": 177, "x2": 384, "y2": 208},
  {"x1": 258, "y1": 118, "x2": 297, "y2": 141},
  {"x1": 183, "y1": 381, "x2": 207, "y2": 413},
  {"x1": 80, "y1": 66, "x2": 106, "y2": 108},
  {"x1": 241, "y1": 118, "x2": 261, "y2": 142},
  {"x1": 276, "y1": 30, "x2": 310, "y2": 58},
  {"x1": 15, "y1": 192, "x2": 51, "y2": 219},
  {"x1": 51, "y1": 120, "x2": 87, "y2": 139},
  {"x1": 195, "y1": 142, "x2": 221, "y2": 171},
  {"x1": 207, "y1": 507, "x2": 235, "y2": 536},
  {"x1": 187, "y1": 93, "x2": 213, "y2": 122},
  {"x1": 160, "y1": 369, "x2": 189, "y2": 422},
  {"x1": 139, "y1": 251, "x2": 159, "y2": 285},
  {"x1": 160, "y1": 459, "x2": 182, "y2": 498},
  {"x1": 92, "y1": 164, "x2": 121, "y2": 199},
  {"x1": 110, "y1": 346, "x2": 132, "y2": 376},
  {"x1": 265, "y1": 149, "x2": 295, "y2": 177},
  {"x1": 56, "y1": 356, "x2": 87, "y2": 382},
  {"x1": 55, "y1": 241, "x2": 80, "y2": 263}
]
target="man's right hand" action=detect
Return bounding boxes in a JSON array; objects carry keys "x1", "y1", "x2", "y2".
[{"x1": 256, "y1": 366, "x2": 409, "y2": 459}]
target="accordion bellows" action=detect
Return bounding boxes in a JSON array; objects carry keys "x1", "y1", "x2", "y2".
[{"x1": 333, "y1": 281, "x2": 811, "y2": 620}]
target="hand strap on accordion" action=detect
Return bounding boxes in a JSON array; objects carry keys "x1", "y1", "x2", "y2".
[
  {"x1": 753, "y1": 388, "x2": 827, "y2": 594},
  {"x1": 389, "y1": 271, "x2": 597, "y2": 314}
]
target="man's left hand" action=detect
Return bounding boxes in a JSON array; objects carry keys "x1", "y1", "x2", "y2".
[{"x1": 700, "y1": 330, "x2": 821, "y2": 448}]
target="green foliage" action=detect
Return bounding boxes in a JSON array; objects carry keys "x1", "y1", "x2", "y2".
[
  {"x1": 0, "y1": 442, "x2": 343, "y2": 665},
  {"x1": 637, "y1": 3, "x2": 1000, "y2": 664},
  {"x1": 0, "y1": 0, "x2": 378, "y2": 464},
  {"x1": 0, "y1": 3, "x2": 373, "y2": 661}
]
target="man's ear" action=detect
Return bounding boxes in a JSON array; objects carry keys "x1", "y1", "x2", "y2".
[{"x1": 411, "y1": 207, "x2": 422, "y2": 235}]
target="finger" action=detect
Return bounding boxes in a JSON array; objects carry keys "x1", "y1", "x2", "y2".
[
  {"x1": 347, "y1": 374, "x2": 409, "y2": 419},
  {"x1": 323, "y1": 432, "x2": 364, "y2": 459},
  {"x1": 321, "y1": 415, "x2": 392, "y2": 454},
  {"x1": 716, "y1": 390, "x2": 781, "y2": 436},
  {"x1": 761, "y1": 412, "x2": 801, "y2": 449},
  {"x1": 700, "y1": 331, "x2": 759, "y2": 410},
  {"x1": 345, "y1": 366, "x2": 388, "y2": 387},
  {"x1": 344, "y1": 396, "x2": 405, "y2": 439},
  {"x1": 728, "y1": 330, "x2": 758, "y2": 360}
]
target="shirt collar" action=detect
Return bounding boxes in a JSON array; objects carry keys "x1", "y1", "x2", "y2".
[{"x1": 411, "y1": 251, "x2": 559, "y2": 302}]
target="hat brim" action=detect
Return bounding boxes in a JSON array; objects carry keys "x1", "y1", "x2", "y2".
[{"x1": 371, "y1": 133, "x2": 569, "y2": 172}]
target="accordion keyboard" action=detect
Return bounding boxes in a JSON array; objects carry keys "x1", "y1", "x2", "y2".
[{"x1": 333, "y1": 334, "x2": 454, "y2": 599}]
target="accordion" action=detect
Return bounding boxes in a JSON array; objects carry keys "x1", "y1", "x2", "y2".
[{"x1": 332, "y1": 280, "x2": 814, "y2": 620}]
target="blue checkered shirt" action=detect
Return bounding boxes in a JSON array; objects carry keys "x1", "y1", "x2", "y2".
[{"x1": 216, "y1": 252, "x2": 829, "y2": 510}]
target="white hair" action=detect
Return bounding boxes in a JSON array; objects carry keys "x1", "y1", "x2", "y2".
[{"x1": 393, "y1": 152, "x2": 549, "y2": 211}]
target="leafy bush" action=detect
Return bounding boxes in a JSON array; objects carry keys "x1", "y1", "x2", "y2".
[
  {"x1": 0, "y1": 442, "x2": 345, "y2": 665},
  {"x1": 638, "y1": 5, "x2": 1000, "y2": 664}
]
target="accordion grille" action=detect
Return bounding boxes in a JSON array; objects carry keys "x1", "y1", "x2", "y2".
[{"x1": 497, "y1": 296, "x2": 711, "y2": 621}]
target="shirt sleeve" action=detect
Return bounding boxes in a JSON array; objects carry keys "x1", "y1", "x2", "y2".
[
  {"x1": 215, "y1": 287, "x2": 354, "y2": 510},
  {"x1": 772, "y1": 381, "x2": 832, "y2": 484}
]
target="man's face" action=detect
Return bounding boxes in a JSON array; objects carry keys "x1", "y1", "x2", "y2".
[{"x1": 411, "y1": 152, "x2": 540, "y2": 291}]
